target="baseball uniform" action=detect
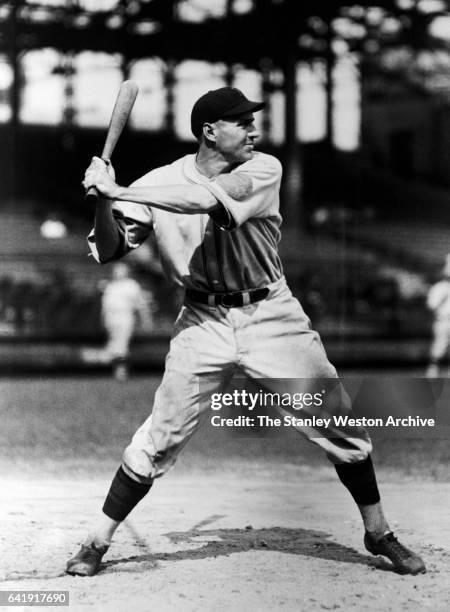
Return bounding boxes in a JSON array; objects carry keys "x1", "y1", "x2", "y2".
[
  {"x1": 427, "y1": 278, "x2": 450, "y2": 364},
  {"x1": 66, "y1": 88, "x2": 425, "y2": 579},
  {"x1": 88, "y1": 151, "x2": 372, "y2": 482},
  {"x1": 101, "y1": 272, "x2": 148, "y2": 362}
]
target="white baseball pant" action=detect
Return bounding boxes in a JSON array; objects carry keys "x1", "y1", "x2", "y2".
[{"x1": 122, "y1": 277, "x2": 372, "y2": 482}]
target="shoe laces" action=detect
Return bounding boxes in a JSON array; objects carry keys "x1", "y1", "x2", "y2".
[
  {"x1": 82, "y1": 542, "x2": 105, "y2": 560},
  {"x1": 383, "y1": 533, "x2": 411, "y2": 561}
]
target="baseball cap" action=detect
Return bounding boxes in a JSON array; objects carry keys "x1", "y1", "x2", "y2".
[{"x1": 191, "y1": 87, "x2": 265, "y2": 139}]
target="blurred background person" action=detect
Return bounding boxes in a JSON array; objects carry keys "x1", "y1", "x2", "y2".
[
  {"x1": 101, "y1": 262, "x2": 152, "y2": 381},
  {"x1": 426, "y1": 254, "x2": 450, "y2": 377}
]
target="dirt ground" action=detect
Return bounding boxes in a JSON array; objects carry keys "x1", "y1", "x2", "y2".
[
  {"x1": 1, "y1": 374, "x2": 449, "y2": 611},
  {"x1": 1, "y1": 466, "x2": 449, "y2": 612}
]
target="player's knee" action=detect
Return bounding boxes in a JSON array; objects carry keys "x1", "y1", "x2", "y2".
[
  {"x1": 327, "y1": 439, "x2": 372, "y2": 465},
  {"x1": 122, "y1": 444, "x2": 175, "y2": 481},
  {"x1": 122, "y1": 445, "x2": 156, "y2": 482},
  {"x1": 346, "y1": 446, "x2": 371, "y2": 464}
]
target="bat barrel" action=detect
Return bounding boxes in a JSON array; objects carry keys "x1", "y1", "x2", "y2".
[{"x1": 84, "y1": 80, "x2": 138, "y2": 204}]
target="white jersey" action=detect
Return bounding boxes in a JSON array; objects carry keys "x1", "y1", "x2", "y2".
[
  {"x1": 88, "y1": 152, "x2": 284, "y2": 293},
  {"x1": 102, "y1": 278, "x2": 144, "y2": 314},
  {"x1": 427, "y1": 280, "x2": 450, "y2": 319}
]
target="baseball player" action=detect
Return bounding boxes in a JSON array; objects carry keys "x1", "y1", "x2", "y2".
[
  {"x1": 426, "y1": 254, "x2": 450, "y2": 377},
  {"x1": 101, "y1": 262, "x2": 151, "y2": 380},
  {"x1": 66, "y1": 87, "x2": 425, "y2": 576}
]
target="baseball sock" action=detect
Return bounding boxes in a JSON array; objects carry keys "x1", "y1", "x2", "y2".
[
  {"x1": 334, "y1": 455, "x2": 380, "y2": 506},
  {"x1": 357, "y1": 502, "x2": 390, "y2": 539},
  {"x1": 335, "y1": 456, "x2": 391, "y2": 537},
  {"x1": 102, "y1": 466, "x2": 152, "y2": 522}
]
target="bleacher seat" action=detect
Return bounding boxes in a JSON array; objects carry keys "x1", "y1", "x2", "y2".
[{"x1": 345, "y1": 221, "x2": 450, "y2": 273}]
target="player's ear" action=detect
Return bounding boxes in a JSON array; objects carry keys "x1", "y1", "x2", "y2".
[{"x1": 202, "y1": 122, "x2": 216, "y2": 143}]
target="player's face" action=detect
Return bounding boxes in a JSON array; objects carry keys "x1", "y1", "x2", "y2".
[{"x1": 213, "y1": 112, "x2": 259, "y2": 163}]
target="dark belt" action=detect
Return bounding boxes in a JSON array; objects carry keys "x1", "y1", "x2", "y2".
[{"x1": 186, "y1": 287, "x2": 270, "y2": 308}]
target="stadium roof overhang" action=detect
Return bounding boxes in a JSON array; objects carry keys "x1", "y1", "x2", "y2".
[{"x1": 0, "y1": 0, "x2": 448, "y2": 68}]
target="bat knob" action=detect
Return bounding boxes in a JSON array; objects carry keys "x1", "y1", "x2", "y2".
[{"x1": 85, "y1": 186, "x2": 99, "y2": 204}]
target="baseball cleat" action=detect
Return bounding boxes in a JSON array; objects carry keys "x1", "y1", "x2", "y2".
[
  {"x1": 364, "y1": 531, "x2": 426, "y2": 575},
  {"x1": 66, "y1": 542, "x2": 109, "y2": 577}
]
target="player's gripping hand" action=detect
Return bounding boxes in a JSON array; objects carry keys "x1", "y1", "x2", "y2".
[{"x1": 83, "y1": 156, "x2": 119, "y2": 200}]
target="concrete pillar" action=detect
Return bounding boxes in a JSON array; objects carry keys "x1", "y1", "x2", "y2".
[
  {"x1": 164, "y1": 60, "x2": 176, "y2": 136},
  {"x1": 281, "y1": 53, "x2": 303, "y2": 232},
  {"x1": 8, "y1": 2, "x2": 19, "y2": 200},
  {"x1": 260, "y1": 57, "x2": 273, "y2": 141}
]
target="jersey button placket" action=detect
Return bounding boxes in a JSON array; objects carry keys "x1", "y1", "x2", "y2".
[{"x1": 200, "y1": 216, "x2": 214, "y2": 291}]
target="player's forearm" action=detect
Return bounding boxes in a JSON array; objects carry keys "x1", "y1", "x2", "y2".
[
  {"x1": 112, "y1": 184, "x2": 219, "y2": 214},
  {"x1": 94, "y1": 200, "x2": 122, "y2": 262}
]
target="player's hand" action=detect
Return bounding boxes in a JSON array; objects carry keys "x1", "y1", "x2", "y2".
[{"x1": 83, "y1": 156, "x2": 119, "y2": 199}]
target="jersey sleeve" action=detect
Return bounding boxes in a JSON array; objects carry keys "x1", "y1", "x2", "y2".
[
  {"x1": 87, "y1": 172, "x2": 155, "y2": 263},
  {"x1": 204, "y1": 153, "x2": 283, "y2": 229}
]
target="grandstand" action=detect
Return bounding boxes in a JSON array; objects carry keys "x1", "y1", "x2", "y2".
[
  {"x1": 280, "y1": 226, "x2": 431, "y2": 338},
  {"x1": 0, "y1": 205, "x2": 99, "y2": 337},
  {"x1": 0, "y1": 0, "x2": 448, "y2": 370},
  {"x1": 344, "y1": 221, "x2": 450, "y2": 276},
  {"x1": 0, "y1": 202, "x2": 438, "y2": 373},
  {"x1": 0, "y1": 207, "x2": 95, "y2": 283},
  {"x1": 0, "y1": 205, "x2": 219, "y2": 338},
  {"x1": 0, "y1": 204, "x2": 436, "y2": 342}
]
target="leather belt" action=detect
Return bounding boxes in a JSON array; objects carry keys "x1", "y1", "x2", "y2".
[{"x1": 186, "y1": 287, "x2": 270, "y2": 308}]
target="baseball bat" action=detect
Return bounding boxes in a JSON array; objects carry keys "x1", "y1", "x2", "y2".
[{"x1": 85, "y1": 80, "x2": 139, "y2": 204}]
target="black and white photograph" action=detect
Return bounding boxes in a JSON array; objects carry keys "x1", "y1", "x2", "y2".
[{"x1": 1, "y1": 1, "x2": 449, "y2": 610}]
